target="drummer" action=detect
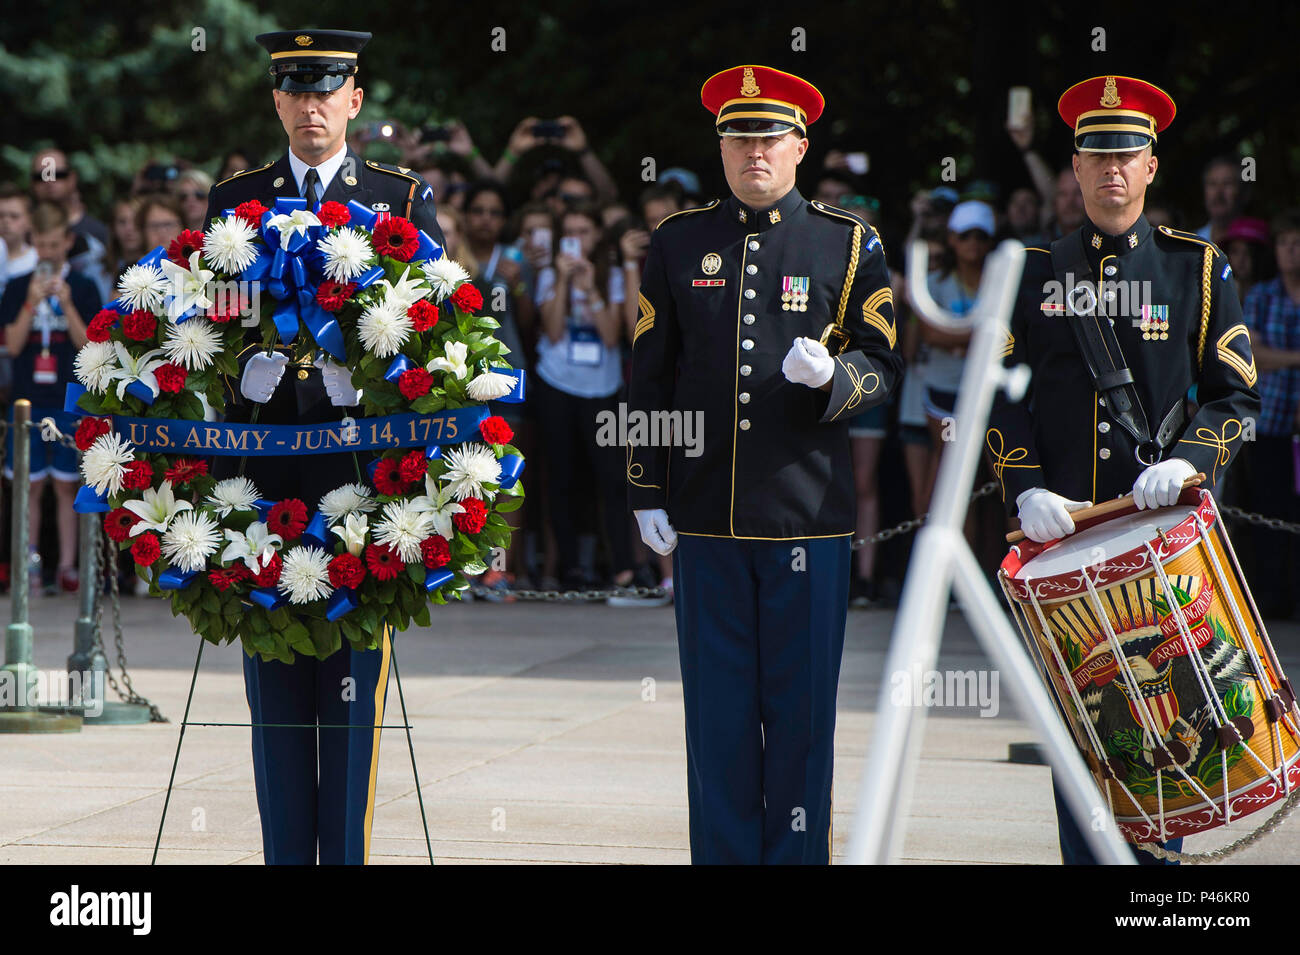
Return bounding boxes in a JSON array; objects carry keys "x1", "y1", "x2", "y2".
[{"x1": 985, "y1": 75, "x2": 1261, "y2": 864}]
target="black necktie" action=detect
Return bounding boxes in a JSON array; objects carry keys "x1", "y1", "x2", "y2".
[{"x1": 302, "y1": 167, "x2": 321, "y2": 208}]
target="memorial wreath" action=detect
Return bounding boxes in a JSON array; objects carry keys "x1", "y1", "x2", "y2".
[{"x1": 66, "y1": 197, "x2": 525, "y2": 662}]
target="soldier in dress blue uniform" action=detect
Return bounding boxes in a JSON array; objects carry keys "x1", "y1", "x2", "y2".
[
  {"x1": 203, "y1": 28, "x2": 445, "y2": 865},
  {"x1": 987, "y1": 76, "x2": 1260, "y2": 865},
  {"x1": 627, "y1": 65, "x2": 902, "y2": 864}
]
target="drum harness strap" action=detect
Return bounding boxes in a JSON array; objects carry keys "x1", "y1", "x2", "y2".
[{"x1": 1050, "y1": 232, "x2": 1184, "y2": 467}]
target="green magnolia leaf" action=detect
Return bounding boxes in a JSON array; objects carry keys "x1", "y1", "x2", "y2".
[{"x1": 461, "y1": 559, "x2": 489, "y2": 575}]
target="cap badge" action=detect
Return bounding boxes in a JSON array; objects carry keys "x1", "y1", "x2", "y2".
[
  {"x1": 701, "y1": 253, "x2": 722, "y2": 275},
  {"x1": 740, "y1": 67, "x2": 761, "y2": 97},
  {"x1": 1128, "y1": 232, "x2": 1139, "y2": 249},
  {"x1": 295, "y1": 34, "x2": 313, "y2": 47},
  {"x1": 1100, "y1": 76, "x2": 1121, "y2": 108},
  {"x1": 1091, "y1": 233, "x2": 1103, "y2": 250},
  {"x1": 768, "y1": 208, "x2": 782, "y2": 225}
]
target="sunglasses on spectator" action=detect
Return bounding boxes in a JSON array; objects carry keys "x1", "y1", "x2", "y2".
[{"x1": 31, "y1": 168, "x2": 70, "y2": 181}]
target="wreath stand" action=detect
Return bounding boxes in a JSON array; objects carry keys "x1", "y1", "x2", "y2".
[{"x1": 151, "y1": 628, "x2": 435, "y2": 864}]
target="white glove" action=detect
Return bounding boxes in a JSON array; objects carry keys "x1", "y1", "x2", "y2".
[
  {"x1": 1132, "y1": 458, "x2": 1196, "y2": 510},
  {"x1": 315, "y1": 355, "x2": 362, "y2": 407},
  {"x1": 781, "y1": 337, "x2": 834, "y2": 388},
  {"x1": 240, "y1": 352, "x2": 289, "y2": 403},
  {"x1": 1016, "y1": 487, "x2": 1093, "y2": 543},
  {"x1": 634, "y1": 508, "x2": 678, "y2": 556}
]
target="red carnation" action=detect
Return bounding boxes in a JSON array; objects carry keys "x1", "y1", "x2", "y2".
[
  {"x1": 86, "y1": 309, "x2": 116, "y2": 343},
  {"x1": 372, "y1": 457, "x2": 407, "y2": 496},
  {"x1": 399, "y1": 449, "x2": 427, "y2": 484},
  {"x1": 365, "y1": 543, "x2": 404, "y2": 581},
  {"x1": 209, "y1": 289, "x2": 246, "y2": 323},
  {"x1": 420, "y1": 535, "x2": 450, "y2": 569},
  {"x1": 74, "y1": 416, "x2": 112, "y2": 451},
  {"x1": 251, "y1": 552, "x2": 282, "y2": 588},
  {"x1": 123, "y1": 460, "x2": 155, "y2": 490},
  {"x1": 372, "y1": 216, "x2": 419, "y2": 262},
  {"x1": 398, "y1": 367, "x2": 433, "y2": 400},
  {"x1": 155, "y1": 363, "x2": 188, "y2": 393},
  {"x1": 328, "y1": 553, "x2": 367, "y2": 589},
  {"x1": 208, "y1": 564, "x2": 252, "y2": 592},
  {"x1": 164, "y1": 457, "x2": 208, "y2": 486},
  {"x1": 450, "y1": 283, "x2": 483, "y2": 314},
  {"x1": 317, "y1": 201, "x2": 351, "y2": 229},
  {"x1": 479, "y1": 415, "x2": 514, "y2": 446},
  {"x1": 233, "y1": 200, "x2": 268, "y2": 229},
  {"x1": 453, "y1": 497, "x2": 488, "y2": 534},
  {"x1": 122, "y1": 309, "x2": 157, "y2": 341},
  {"x1": 103, "y1": 507, "x2": 140, "y2": 543},
  {"x1": 167, "y1": 229, "x2": 206, "y2": 267},
  {"x1": 408, "y1": 299, "x2": 439, "y2": 332},
  {"x1": 315, "y1": 280, "x2": 357, "y2": 313},
  {"x1": 131, "y1": 533, "x2": 161, "y2": 566},
  {"x1": 268, "y1": 499, "x2": 308, "y2": 541}
]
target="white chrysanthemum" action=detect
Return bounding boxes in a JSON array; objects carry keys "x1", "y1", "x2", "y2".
[
  {"x1": 357, "y1": 298, "x2": 412, "y2": 358},
  {"x1": 420, "y1": 256, "x2": 470, "y2": 301},
  {"x1": 466, "y1": 368, "x2": 518, "y2": 401},
  {"x1": 319, "y1": 483, "x2": 378, "y2": 524},
  {"x1": 441, "y1": 443, "x2": 502, "y2": 501},
  {"x1": 81, "y1": 432, "x2": 135, "y2": 495},
  {"x1": 161, "y1": 511, "x2": 222, "y2": 572},
  {"x1": 162, "y1": 317, "x2": 223, "y2": 370},
  {"x1": 279, "y1": 546, "x2": 333, "y2": 605},
  {"x1": 203, "y1": 217, "x2": 258, "y2": 274},
  {"x1": 204, "y1": 477, "x2": 260, "y2": 518},
  {"x1": 318, "y1": 227, "x2": 374, "y2": 282},
  {"x1": 372, "y1": 499, "x2": 436, "y2": 563},
  {"x1": 74, "y1": 341, "x2": 119, "y2": 394},
  {"x1": 117, "y1": 263, "x2": 168, "y2": 312}
]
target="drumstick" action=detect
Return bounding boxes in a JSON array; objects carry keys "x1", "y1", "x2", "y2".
[{"x1": 1005, "y1": 473, "x2": 1206, "y2": 544}]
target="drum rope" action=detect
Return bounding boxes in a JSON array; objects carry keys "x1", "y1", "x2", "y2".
[{"x1": 1136, "y1": 784, "x2": 1300, "y2": 863}]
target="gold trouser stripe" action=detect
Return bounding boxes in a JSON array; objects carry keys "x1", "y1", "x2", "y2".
[{"x1": 362, "y1": 625, "x2": 393, "y2": 865}]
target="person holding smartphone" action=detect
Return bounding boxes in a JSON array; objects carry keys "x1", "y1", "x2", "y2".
[
  {"x1": 533, "y1": 203, "x2": 638, "y2": 595},
  {"x1": 0, "y1": 201, "x2": 98, "y2": 594}
]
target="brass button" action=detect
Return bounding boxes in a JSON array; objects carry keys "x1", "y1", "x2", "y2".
[
  {"x1": 739, "y1": 419, "x2": 751, "y2": 430},
  {"x1": 1099, "y1": 448, "x2": 1111, "y2": 460},
  {"x1": 1099, "y1": 397, "x2": 1107, "y2": 407},
  {"x1": 297, "y1": 369, "x2": 309, "y2": 380},
  {"x1": 1098, "y1": 421, "x2": 1110, "y2": 434},
  {"x1": 748, "y1": 240, "x2": 760, "y2": 251},
  {"x1": 738, "y1": 392, "x2": 750, "y2": 404},
  {"x1": 1104, "y1": 265, "x2": 1117, "y2": 277},
  {"x1": 743, "y1": 313, "x2": 755, "y2": 325},
  {"x1": 746, "y1": 264, "x2": 758, "y2": 275},
  {"x1": 744, "y1": 288, "x2": 756, "y2": 300},
  {"x1": 741, "y1": 338, "x2": 755, "y2": 351},
  {"x1": 740, "y1": 364, "x2": 752, "y2": 376}
]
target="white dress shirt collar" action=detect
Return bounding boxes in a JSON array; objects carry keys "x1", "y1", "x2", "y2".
[{"x1": 287, "y1": 146, "x2": 348, "y2": 200}]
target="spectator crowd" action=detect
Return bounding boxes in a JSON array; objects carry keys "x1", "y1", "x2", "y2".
[{"x1": 4, "y1": 105, "x2": 1299, "y2": 620}]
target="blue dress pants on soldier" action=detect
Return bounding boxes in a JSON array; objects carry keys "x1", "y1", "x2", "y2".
[
  {"x1": 243, "y1": 629, "x2": 392, "y2": 864},
  {"x1": 672, "y1": 534, "x2": 851, "y2": 864}
]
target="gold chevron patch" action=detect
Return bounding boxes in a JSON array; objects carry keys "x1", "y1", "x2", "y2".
[
  {"x1": 633, "y1": 292, "x2": 655, "y2": 346},
  {"x1": 999, "y1": 329, "x2": 1015, "y2": 360},
  {"x1": 861, "y1": 287, "x2": 895, "y2": 349},
  {"x1": 1215, "y1": 323, "x2": 1257, "y2": 386}
]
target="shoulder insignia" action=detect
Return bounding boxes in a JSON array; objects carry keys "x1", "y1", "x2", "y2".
[
  {"x1": 861, "y1": 286, "x2": 895, "y2": 349},
  {"x1": 655, "y1": 199, "x2": 720, "y2": 229},
  {"x1": 1023, "y1": 246, "x2": 1050, "y2": 254},
  {"x1": 1216, "y1": 323, "x2": 1257, "y2": 387},
  {"x1": 213, "y1": 161, "x2": 273, "y2": 189},
  {"x1": 633, "y1": 291, "x2": 655, "y2": 346},
  {"x1": 1157, "y1": 225, "x2": 1225, "y2": 257},
  {"x1": 365, "y1": 160, "x2": 421, "y2": 185}
]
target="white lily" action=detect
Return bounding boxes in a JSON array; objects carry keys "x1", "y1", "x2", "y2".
[
  {"x1": 411, "y1": 476, "x2": 465, "y2": 541},
  {"x1": 221, "y1": 521, "x2": 284, "y2": 574},
  {"x1": 122, "y1": 480, "x2": 193, "y2": 536},
  {"x1": 159, "y1": 250, "x2": 215, "y2": 321},
  {"x1": 266, "y1": 208, "x2": 322, "y2": 251},
  {"x1": 427, "y1": 340, "x2": 469, "y2": 380},
  {"x1": 377, "y1": 270, "x2": 430, "y2": 312},
  {"x1": 106, "y1": 341, "x2": 166, "y2": 401},
  {"x1": 330, "y1": 512, "x2": 369, "y2": 558}
]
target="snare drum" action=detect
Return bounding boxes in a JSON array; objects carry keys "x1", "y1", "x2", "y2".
[{"x1": 1000, "y1": 488, "x2": 1300, "y2": 843}]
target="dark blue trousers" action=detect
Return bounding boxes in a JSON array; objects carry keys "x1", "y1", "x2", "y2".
[
  {"x1": 1051, "y1": 777, "x2": 1181, "y2": 865},
  {"x1": 672, "y1": 534, "x2": 851, "y2": 865},
  {"x1": 243, "y1": 629, "x2": 392, "y2": 865}
]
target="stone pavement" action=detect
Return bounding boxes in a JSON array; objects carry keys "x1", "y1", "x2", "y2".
[{"x1": 2, "y1": 589, "x2": 1298, "y2": 865}]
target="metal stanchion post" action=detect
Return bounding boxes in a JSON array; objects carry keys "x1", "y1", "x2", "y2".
[
  {"x1": 75, "y1": 515, "x2": 149, "y2": 725},
  {"x1": 0, "y1": 400, "x2": 79, "y2": 732}
]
